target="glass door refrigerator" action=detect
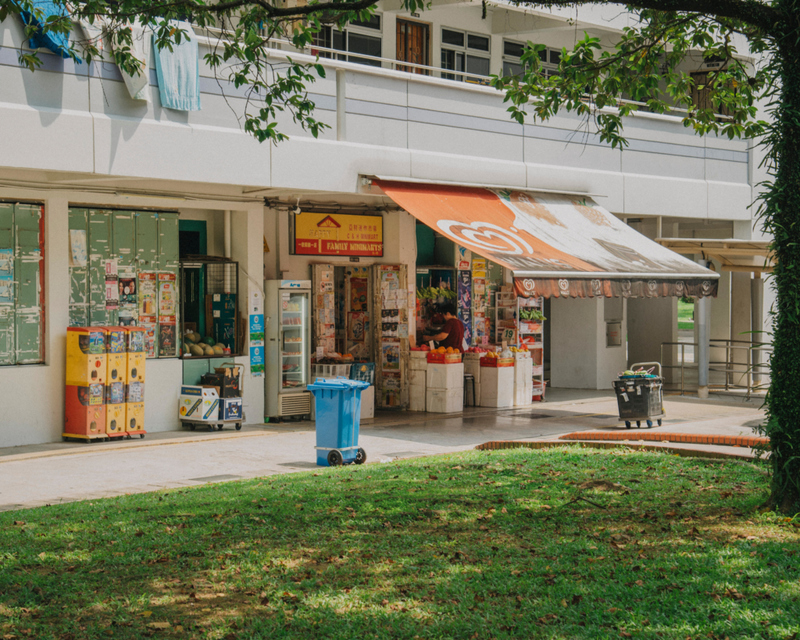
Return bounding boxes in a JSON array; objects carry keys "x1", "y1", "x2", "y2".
[{"x1": 265, "y1": 280, "x2": 312, "y2": 421}]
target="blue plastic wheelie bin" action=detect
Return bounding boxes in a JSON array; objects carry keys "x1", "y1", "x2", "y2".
[{"x1": 308, "y1": 378, "x2": 370, "y2": 466}]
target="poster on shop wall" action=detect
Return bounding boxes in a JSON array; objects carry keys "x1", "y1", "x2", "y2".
[{"x1": 457, "y1": 270, "x2": 472, "y2": 346}]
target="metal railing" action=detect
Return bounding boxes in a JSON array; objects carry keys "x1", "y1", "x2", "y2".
[{"x1": 660, "y1": 338, "x2": 771, "y2": 397}]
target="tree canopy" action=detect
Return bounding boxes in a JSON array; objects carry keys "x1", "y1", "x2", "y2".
[{"x1": 3, "y1": 0, "x2": 799, "y2": 512}]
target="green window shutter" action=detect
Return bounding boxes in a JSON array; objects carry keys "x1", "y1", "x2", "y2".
[
  {"x1": 135, "y1": 212, "x2": 159, "y2": 270},
  {"x1": 89, "y1": 209, "x2": 112, "y2": 326},
  {"x1": 13, "y1": 204, "x2": 43, "y2": 364},
  {"x1": 0, "y1": 203, "x2": 14, "y2": 365},
  {"x1": 157, "y1": 213, "x2": 179, "y2": 271},
  {"x1": 113, "y1": 211, "x2": 135, "y2": 269},
  {"x1": 68, "y1": 208, "x2": 89, "y2": 327}
]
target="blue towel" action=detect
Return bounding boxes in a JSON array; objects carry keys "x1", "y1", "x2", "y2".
[
  {"x1": 20, "y1": 0, "x2": 74, "y2": 59},
  {"x1": 153, "y1": 21, "x2": 201, "y2": 111}
]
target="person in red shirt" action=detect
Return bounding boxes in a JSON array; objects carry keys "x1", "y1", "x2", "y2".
[{"x1": 422, "y1": 303, "x2": 465, "y2": 352}]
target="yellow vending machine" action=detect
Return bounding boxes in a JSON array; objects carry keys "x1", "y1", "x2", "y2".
[
  {"x1": 124, "y1": 327, "x2": 147, "y2": 437},
  {"x1": 64, "y1": 327, "x2": 108, "y2": 441},
  {"x1": 104, "y1": 327, "x2": 127, "y2": 438}
]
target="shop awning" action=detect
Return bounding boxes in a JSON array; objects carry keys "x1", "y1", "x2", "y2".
[
  {"x1": 656, "y1": 238, "x2": 774, "y2": 274},
  {"x1": 374, "y1": 180, "x2": 719, "y2": 299}
]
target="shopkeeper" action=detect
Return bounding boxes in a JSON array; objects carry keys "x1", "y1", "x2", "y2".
[{"x1": 422, "y1": 303, "x2": 465, "y2": 353}]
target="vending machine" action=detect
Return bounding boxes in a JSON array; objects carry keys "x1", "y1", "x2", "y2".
[
  {"x1": 64, "y1": 327, "x2": 108, "y2": 440},
  {"x1": 264, "y1": 280, "x2": 311, "y2": 421}
]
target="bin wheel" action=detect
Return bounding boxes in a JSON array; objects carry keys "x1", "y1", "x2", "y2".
[
  {"x1": 657, "y1": 419, "x2": 662, "y2": 426},
  {"x1": 636, "y1": 421, "x2": 641, "y2": 428},
  {"x1": 624, "y1": 421, "x2": 631, "y2": 429},
  {"x1": 235, "y1": 422, "x2": 242, "y2": 431},
  {"x1": 208, "y1": 424, "x2": 215, "y2": 432},
  {"x1": 140, "y1": 434, "x2": 145, "y2": 439},
  {"x1": 355, "y1": 448, "x2": 367, "y2": 465},
  {"x1": 646, "y1": 419, "x2": 653, "y2": 428},
  {"x1": 217, "y1": 425, "x2": 224, "y2": 431},
  {"x1": 327, "y1": 450, "x2": 343, "y2": 466}
]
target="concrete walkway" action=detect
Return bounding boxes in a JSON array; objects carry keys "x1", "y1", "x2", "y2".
[{"x1": 0, "y1": 389, "x2": 766, "y2": 512}]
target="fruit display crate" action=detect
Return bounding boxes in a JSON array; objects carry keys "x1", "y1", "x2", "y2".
[
  {"x1": 427, "y1": 352, "x2": 463, "y2": 364},
  {"x1": 481, "y1": 357, "x2": 514, "y2": 368}
]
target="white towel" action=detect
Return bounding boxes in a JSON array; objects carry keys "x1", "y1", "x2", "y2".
[{"x1": 80, "y1": 18, "x2": 151, "y2": 102}]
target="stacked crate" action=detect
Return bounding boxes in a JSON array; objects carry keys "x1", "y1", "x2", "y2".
[
  {"x1": 124, "y1": 327, "x2": 147, "y2": 435},
  {"x1": 409, "y1": 351, "x2": 427, "y2": 412},
  {"x1": 64, "y1": 327, "x2": 107, "y2": 440},
  {"x1": 426, "y1": 357, "x2": 464, "y2": 413}
]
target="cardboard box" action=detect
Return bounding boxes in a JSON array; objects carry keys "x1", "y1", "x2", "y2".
[
  {"x1": 212, "y1": 365, "x2": 242, "y2": 398},
  {"x1": 409, "y1": 382, "x2": 426, "y2": 412},
  {"x1": 427, "y1": 362, "x2": 464, "y2": 389},
  {"x1": 360, "y1": 385, "x2": 375, "y2": 421},
  {"x1": 480, "y1": 367, "x2": 514, "y2": 408},
  {"x1": 219, "y1": 397, "x2": 243, "y2": 421},
  {"x1": 410, "y1": 352, "x2": 428, "y2": 371},
  {"x1": 179, "y1": 385, "x2": 220, "y2": 422},
  {"x1": 426, "y1": 387, "x2": 463, "y2": 413}
]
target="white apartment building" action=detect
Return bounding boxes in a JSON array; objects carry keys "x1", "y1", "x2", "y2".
[{"x1": 0, "y1": 1, "x2": 771, "y2": 447}]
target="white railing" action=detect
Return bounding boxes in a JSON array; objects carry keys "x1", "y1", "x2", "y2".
[{"x1": 193, "y1": 26, "x2": 692, "y2": 122}]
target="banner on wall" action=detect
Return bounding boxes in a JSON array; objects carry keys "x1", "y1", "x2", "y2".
[{"x1": 457, "y1": 270, "x2": 472, "y2": 346}]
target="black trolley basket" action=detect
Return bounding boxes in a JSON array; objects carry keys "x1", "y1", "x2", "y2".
[{"x1": 613, "y1": 361, "x2": 665, "y2": 429}]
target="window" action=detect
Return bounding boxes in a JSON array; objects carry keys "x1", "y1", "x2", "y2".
[
  {"x1": 502, "y1": 40, "x2": 560, "y2": 78},
  {"x1": 0, "y1": 202, "x2": 44, "y2": 366},
  {"x1": 690, "y1": 70, "x2": 734, "y2": 118},
  {"x1": 441, "y1": 28, "x2": 490, "y2": 84},
  {"x1": 68, "y1": 208, "x2": 180, "y2": 359},
  {"x1": 312, "y1": 15, "x2": 382, "y2": 67}
]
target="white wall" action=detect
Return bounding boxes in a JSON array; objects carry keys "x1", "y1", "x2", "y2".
[{"x1": 550, "y1": 296, "x2": 627, "y2": 389}]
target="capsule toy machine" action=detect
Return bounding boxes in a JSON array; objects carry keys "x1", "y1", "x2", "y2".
[
  {"x1": 124, "y1": 327, "x2": 147, "y2": 437},
  {"x1": 103, "y1": 327, "x2": 128, "y2": 437},
  {"x1": 64, "y1": 327, "x2": 108, "y2": 441}
]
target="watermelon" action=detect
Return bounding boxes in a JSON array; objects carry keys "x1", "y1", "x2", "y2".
[{"x1": 203, "y1": 336, "x2": 215, "y2": 346}]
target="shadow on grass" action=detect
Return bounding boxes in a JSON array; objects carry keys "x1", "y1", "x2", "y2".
[{"x1": 0, "y1": 448, "x2": 798, "y2": 640}]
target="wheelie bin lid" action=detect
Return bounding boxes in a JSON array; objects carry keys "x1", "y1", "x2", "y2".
[{"x1": 308, "y1": 377, "x2": 370, "y2": 392}]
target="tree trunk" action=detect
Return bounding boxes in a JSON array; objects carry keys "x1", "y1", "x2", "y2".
[{"x1": 762, "y1": 2, "x2": 800, "y2": 513}]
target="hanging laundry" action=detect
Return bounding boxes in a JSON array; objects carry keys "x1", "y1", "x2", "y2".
[
  {"x1": 80, "y1": 18, "x2": 151, "y2": 102},
  {"x1": 20, "y1": 0, "x2": 75, "y2": 60},
  {"x1": 153, "y1": 21, "x2": 201, "y2": 111}
]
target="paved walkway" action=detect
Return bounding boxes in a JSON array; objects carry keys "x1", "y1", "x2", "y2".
[{"x1": 0, "y1": 389, "x2": 766, "y2": 512}]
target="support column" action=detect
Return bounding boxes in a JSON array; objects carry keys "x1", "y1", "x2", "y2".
[
  {"x1": 697, "y1": 261, "x2": 711, "y2": 398},
  {"x1": 751, "y1": 273, "x2": 764, "y2": 385},
  {"x1": 336, "y1": 69, "x2": 346, "y2": 142},
  {"x1": 730, "y1": 271, "x2": 752, "y2": 386}
]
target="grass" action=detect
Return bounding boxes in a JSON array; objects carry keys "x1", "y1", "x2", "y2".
[
  {"x1": 678, "y1": 300, "x2": 695, "y2": 332},
  {"x1": 0, "y1": 447, "x2": 798, "y2": 640}
]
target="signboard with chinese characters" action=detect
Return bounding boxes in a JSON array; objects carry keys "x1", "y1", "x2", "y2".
[{"x1": 293, "y1": 212, "x2": 383, "y2": 257}]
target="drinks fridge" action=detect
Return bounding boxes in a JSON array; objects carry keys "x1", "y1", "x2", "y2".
[{"x1": 264, "y1": 280, "x2": 312, "y2": 421}]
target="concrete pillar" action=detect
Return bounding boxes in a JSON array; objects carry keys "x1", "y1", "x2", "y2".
[
  {"x1": 336, "y1": 69, "x2": 347, "y2": 141},
  {"x1": 550, "y1": 296, "x2": 627, "y2": 390},
  {"x1": 708, "y1": 266, "x2": 731, "y2": 387},
  {"x1": 696, "y1": 259, "x2": 712, "y2": 398},
  {"x1": 730, "y1": 271, "x2": 751, "y2": 386},
  {"x1": 751, "y1": 274, "x2": 764, "y2": 385},
  {"x1": 231, "y1": 208, "x2": 266, "y2": 424}
]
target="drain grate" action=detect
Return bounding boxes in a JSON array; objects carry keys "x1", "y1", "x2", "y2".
[{"x1": 189, "y1": 474, "x2": 242, "y2": 483}]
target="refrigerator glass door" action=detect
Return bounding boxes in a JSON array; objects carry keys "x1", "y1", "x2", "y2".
[{"x1": 281, "y1": 291, "x2": 308, "y2": 389}]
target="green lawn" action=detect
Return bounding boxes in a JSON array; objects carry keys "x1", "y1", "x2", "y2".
[
  {"x1": 1, "y1": 448, "x2": 798, "y2": 640},
  {"x1": 678, "y1": 299, "x2": 695, "y2": 331}
]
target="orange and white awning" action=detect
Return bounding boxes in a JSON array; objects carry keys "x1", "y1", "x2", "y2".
[{"x1": 374, "y1": 179, "x2": 719, "y2": 299}]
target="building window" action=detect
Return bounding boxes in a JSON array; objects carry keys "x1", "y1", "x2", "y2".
[
  {"x1": 0, "y1": 202, "x2": 44, "y2": 366},
  {"x1": 502, "y1": 40, "x2": 560, "y2": 78},
  {"x1": 441, "y1": 28, "x2": 490, "y2": 83},
  {"x1": 690, "y1": 70, "x2": 734, "y2": 117},
  {"x1": 312, "y1": 15, "x2": 382, "y2": 67},
  {"x1": 68, "y1": 208, "x2": 180, "y2": 359}
]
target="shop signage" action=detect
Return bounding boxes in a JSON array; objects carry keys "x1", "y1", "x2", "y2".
[{"x1": 293, "y1": 212, "x2": 383, "y2": 257}]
